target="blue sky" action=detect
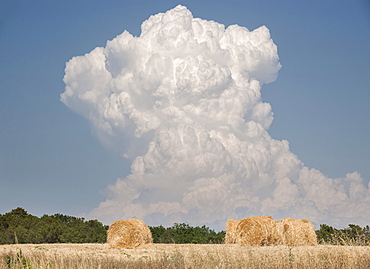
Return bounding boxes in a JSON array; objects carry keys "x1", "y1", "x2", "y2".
[{"x1": 1, "y1": 0, "x2": 369, "y2": 227}]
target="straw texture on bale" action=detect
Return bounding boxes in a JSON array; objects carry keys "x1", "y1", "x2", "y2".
[
  {"x1": 226, "y1": 216, "x2": 282, "y2": 246},
  {"x1": 107, "y1": 218, "x2": 153, "y2": 249},
  {"x1": 280, "y1": 217, "x2": 318, "y2": 246},
  {"x1": 225, "y1": 219, "x2": 239, "y2": 244}
]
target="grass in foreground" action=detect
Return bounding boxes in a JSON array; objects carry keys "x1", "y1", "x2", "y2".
[{"x1": 1, "y1": 243, "x2": 370, "y2": 269}]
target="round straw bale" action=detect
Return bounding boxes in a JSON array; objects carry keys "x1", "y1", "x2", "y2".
[
  {"x1": 280, "y1": 217, "x2": 317, "y2": 246},
  {"x1": 225, "y1": 219, "x2": 239, "y2": 244},
  {"x1": 235, "y1": 216, "x2": 282, "y2": 246},
  {"x1": 107, "y1": 218, "x2": 153, "y2": 249}
]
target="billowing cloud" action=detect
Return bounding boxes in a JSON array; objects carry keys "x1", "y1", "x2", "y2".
[{"x1": 61, "y1": 5, "x2": 370, "y2": 230}]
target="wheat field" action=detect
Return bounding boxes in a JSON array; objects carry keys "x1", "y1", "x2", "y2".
[{"x1": 1, "y1": 243, "x2": 370, "y2": 268}]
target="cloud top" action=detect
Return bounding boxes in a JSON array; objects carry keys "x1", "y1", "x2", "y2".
[{"x1": 61, "y1": 5, "x2": 369, "y2": 229}]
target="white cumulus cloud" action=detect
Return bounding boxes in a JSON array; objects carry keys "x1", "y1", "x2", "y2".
[{"x1": 61, "y1": 5, "x2": 369, "y2": 230}]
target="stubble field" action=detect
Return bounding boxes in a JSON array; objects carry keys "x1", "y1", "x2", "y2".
[{"x1": 1, "y1": 243, "x2": 370, "y2": 268}]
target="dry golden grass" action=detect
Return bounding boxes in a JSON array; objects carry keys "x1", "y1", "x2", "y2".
[{"x1": 1, "y1": 243, "x2": 370, "y2": 268}]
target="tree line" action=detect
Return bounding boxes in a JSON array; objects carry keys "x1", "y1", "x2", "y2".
[
  {"x1": 1, "y1": 208, "x2": 369, "y2": 245},
  {"x1": 0, "y1": 208, "x2": 224, "y2": 244},
  {"x1": 0, "y1": 207, "x2": 108, "y2": 244},
  {"x1": 150, "y1": 222, "x2": 225, "y2": 244},
  {"x1": 316, "y1": 223, "x2": 370, "y2": 245}
]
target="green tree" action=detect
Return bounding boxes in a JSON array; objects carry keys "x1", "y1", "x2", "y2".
[
  {"x1": 316, "y1": 224, "x2": 338, "y2": 243},
  {"x1": 8, "y1": 207, "x2": 29, "y2": 217},
  {"x1": 150, "y1": 225, "x2": 168, "y2": 243}
]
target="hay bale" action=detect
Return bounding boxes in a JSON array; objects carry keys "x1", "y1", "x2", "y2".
[
  {"x1": 107, "y1": 218, "x2": 153, "y2": 249},
  {"x1": 225, "y1": 216, "x2": 282, "y2": 246},
  {"x1": 280, "y1": 217, "x2": 317, "y2": 246},
  {"x1": 225, "y1": 219, "x2": 239, "y2": 244}
]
